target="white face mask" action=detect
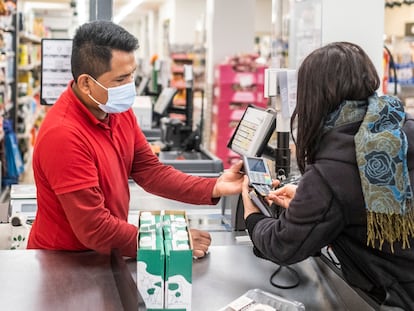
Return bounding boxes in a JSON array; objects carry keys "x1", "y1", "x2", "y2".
[{"x1": 88, "y1": 75, "x2": 136, "y2": 114}]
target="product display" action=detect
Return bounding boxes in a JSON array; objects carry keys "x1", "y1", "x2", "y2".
[{"x1": 210, "y1": 55, "x2": 269, "y2": 168}]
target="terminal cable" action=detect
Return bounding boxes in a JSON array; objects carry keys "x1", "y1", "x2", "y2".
[
  {"x1": 324, "y1": 245, "x2": 341, "y2": 268},
  {"x1": 269, "y1": 265, "x2": 300, "y2": 289}
]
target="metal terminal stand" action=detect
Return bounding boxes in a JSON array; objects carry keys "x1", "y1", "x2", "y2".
[{"x1": 233, "y1": 69, "x2": 296, "y2": 230}]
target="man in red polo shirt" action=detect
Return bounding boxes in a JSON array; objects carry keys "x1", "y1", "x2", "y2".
[{"x1": 27, "y1": 20, "x2": 244, "y2": 258}]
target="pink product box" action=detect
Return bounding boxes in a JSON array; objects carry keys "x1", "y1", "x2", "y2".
[
  {"x1": 215, "y1": 119, "x2": 241, "y2": 131},
  {"x1": 212, "y1": 100, "x2": 268, "y2": 120},
  {"x1": 209, "y1": 132, "x2": 234, "y2": 155},
  {"x1": 210, "y1": 133, "x2": 238, "y2": 154},
  {"x1": 210, "y1": 121, "x2": 236, "y2": 139},
  {"x1": 214, "y1": 84, "x2": 266, "y2": 104},
  {"x1": 212, "y1": 100, "x2": 251, "y2": 116},
  {"x1": 212, "y1": 108, "x2": 245, "y2": 124},
  {"x1": 214, "y1": 64, "x2": 266, "y2": 85},
  {"x1": 214, "y1": 142, "x2": 237, "y2": 157}
]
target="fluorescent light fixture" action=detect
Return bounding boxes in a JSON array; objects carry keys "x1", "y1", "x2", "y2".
[{"x1": 113, "y1": 0, "x2": 144, "y2": 24}]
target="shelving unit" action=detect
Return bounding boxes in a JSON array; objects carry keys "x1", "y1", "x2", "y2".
[
  {"x1": 210, "y1": 58, "x2": 268, "y2": 169},
  {"x1": 168, "y1": 46, "x2": 206, "y2": 124},
  {"x1": 192, "y1": 46, "x2": 206, "y2": 92},
  {"x1": 0, "y1": 27, "x2": 14, "y2": 140},
  {"x1": 170, "y1": 52, "x2": 193, "y2": 108},
  {"x1": 16, "y1": 30, "x2": 42, "y2": 167},
  {"x1": 383, "y1": 36, "x2": 414, "y2": 115},
  {"x1": 0, "y1": 4, "x2": 18, "y2": 196},
  {"x1": 0, "y1": 3, "x2": 47, "y2": 190}
]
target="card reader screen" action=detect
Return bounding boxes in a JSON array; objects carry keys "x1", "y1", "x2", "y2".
[{"x1": 247, "y1": 158, "x2": 266, "y2": 172}]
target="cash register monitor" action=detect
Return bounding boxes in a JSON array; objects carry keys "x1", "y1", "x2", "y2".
[
  {"x1": 227, "y1": 105, "x2": 276, "y2": 157},
  {"x1": 153, "y1": 87, "x2": 178, "y2": 116}
]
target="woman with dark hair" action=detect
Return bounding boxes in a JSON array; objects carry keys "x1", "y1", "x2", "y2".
[{"x1": 242, "y1": 42, "x2": 414, "y2": 310}]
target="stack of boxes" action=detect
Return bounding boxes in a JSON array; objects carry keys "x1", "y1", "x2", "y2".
[
  {"x1": 210, "y1": 62, "x2": 268, "y2": 168},
  {"x1": 137, "y1": 210, "x2": 192, "y2": 311}
]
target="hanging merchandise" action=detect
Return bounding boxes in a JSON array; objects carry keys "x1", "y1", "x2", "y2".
[{"x1": 3, "y1": 119, "x2": 24, "y2": 185}]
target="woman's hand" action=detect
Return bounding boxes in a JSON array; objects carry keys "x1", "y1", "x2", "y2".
[
  {"x1": 212, "y1": 160, "x2": 244, "y2": 198},
  {"x1": 267, "y1": 184, "x2": 297, "y2": 208},
  {"x1": 242, "y1": 176, "x2": 282, "y2": 219},
  {"x1": 189, "y1": 228, "x2": 211, "y2": 258}
]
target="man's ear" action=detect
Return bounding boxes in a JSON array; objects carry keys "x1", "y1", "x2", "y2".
[{"x1": 76, "y1": 74, "x2": 92, "y2": 95}]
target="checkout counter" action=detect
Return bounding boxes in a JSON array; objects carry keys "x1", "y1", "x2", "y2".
[
  {"x1": 0, "y1": 183, "x2": 378, "y2": 311},
  {"x1": 157, "y1": 147, "x2": 223, "y2": 177},
  {"x1": 0, "y1": 232, "x2": 377, "y2": 311}
]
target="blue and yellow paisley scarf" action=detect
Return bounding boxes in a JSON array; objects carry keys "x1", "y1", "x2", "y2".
[{"x1": 325, "y1": 94, "x2": 414, "y2": 251}]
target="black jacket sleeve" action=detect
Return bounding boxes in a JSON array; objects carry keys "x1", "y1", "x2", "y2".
[{"x1": 245, "y1": 166, "x2": 345, "y2": 265}]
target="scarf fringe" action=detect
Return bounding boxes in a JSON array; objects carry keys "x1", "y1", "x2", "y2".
[{"x1": 367, "y1": 207, "x2": 414, "y2": 252}]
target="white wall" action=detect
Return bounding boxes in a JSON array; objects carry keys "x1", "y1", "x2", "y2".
[
  {"x1": 205, "y1": 0, "x2": 256, "y2": 84},
  {"x1": 157, "y1": 0, "x2": 206, "y2": 56},
  {"x1": 289, "y1": 0, "x2": 384, "y2": 88},
  {"x1": 170, "y1": 0, "x2": 206, "y2": 45},
  {"x1": 255, "y1": 0, "x2": 272, "y2": 35},
  {"x1": 123, "y1": 0, "x2": 272, "y2": 63},
  {"x1": 158, "y1": 0, "x2": 175, "y2": 58},
  {"x1": 321, "y1": 0, "x2": 384, "y2": 86}
]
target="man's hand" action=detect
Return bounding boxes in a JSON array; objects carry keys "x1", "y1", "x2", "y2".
[
  {"x1": 190, "y1": 228, "x2": 211, "y2": 258},
  {"x1": 242, "y1": 174, "x2": 282, "y2": 219},
  {"x1": 212, "y1": 160, "x2": 244, "y2": 198}
]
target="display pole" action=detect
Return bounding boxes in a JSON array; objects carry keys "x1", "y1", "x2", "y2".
[
  {"x1": 184, "y1": 65, "x2": 193, "y2": 130},
  {"x1": 275, "y1": 94, "x2": 291, "y2": 180}
]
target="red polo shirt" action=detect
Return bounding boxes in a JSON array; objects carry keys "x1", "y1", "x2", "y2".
[{"x1": 27, "y1": 82, "x2": 217, "y2": 257}]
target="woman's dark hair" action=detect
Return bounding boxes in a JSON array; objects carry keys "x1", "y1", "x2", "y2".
[
  {"x1": 71, "y1": 20, "x2": 139, "y2": 81},
  {"x1": 292, "y1": 41, "x2": 380, "y2": 174}
]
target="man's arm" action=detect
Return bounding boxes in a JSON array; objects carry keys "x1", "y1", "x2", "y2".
[{"x1": 58, "y1": 186, "x2": 138, "y2": 258}]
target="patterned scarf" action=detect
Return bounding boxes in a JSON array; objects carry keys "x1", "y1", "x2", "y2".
[{"x1": 324, "y1": 94, "x2": 414, "y2": 251}]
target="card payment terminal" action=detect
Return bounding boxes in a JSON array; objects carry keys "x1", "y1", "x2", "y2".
[
  {"x1": 243, "y1": 155, "x2": 275, "y2": 217},
  {"x1": 243, "y1": 155, "x2": 272, "y2": 196}
]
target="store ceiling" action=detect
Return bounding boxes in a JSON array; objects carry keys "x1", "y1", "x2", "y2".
[{"x1": 21, "y1": 0, "x2": 166, "y2": 25}]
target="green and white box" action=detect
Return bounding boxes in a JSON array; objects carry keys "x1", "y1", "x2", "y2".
[
  {"x1": 163, "y1": 211, "x2": 193, "y2": 311},
  {"x1": 137, "y1": 211, "x2": 165, "y2": 310}
]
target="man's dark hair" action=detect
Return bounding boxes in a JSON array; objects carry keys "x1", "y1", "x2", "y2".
[{"x1": 71, "y1": 20, "x2": 139, "y2": 81}]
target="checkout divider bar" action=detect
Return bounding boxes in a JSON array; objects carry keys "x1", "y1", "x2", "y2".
[{"x1": 110, "y1": 249, "x2": 147, "y2": 311}]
